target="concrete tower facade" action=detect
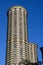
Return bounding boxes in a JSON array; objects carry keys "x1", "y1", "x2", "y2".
[
  {"x1": 28, "y1": 43, "x2": 38, "y2": 63},
  {"x1": 6, "y1": 6, "x2": 28, "y2": 65},
  {"x1": 6, "y1": 6, "x2": 38, "y2": 65}
]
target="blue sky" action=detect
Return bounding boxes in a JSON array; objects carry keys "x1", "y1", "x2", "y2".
[{"x1": 0, "y1": 0, "x2": 43, "y2": 65}]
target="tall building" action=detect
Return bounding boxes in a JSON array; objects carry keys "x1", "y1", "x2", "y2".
[
  {"x1": 27, "y1": 43, "x2": 38, "y2": 63},
  {"x1": 6, "y1": 6, "x2": 28, "y2": 65},
  {"x1": 6, "y1": 6, "x2": 38, "y2": 65},
  {"x1": 25, "y1": 43, "x2": 38, "y2": 64}
]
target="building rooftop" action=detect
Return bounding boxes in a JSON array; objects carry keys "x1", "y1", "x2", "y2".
[{"x1": 8, "y1": 6, "x2": 27, "y2": 12}]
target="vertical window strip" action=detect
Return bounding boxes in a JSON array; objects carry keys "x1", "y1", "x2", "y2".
[
  {"x1": 24, "y1": 11, "x2": 26, "y2": 42},
  {"x1": 14, "y1": 42, "x2": 17, "y2": 48},
  {"x1": 20, "y1": 48, "x2": 23, "y2": 57},
  {"x1": 34, "y1": 45, "x2": 37, "y2": 61},
  {"x1": 30, "y1": 45, "x2": 33, "y2": 61},
  {"x1": 14, "y1": 8, "x2": 17, "y2": 41},
  {"x1": 9, "y1": 11, "x2": 12, "y2": 64},
  {"x1": 8, "y1": 11, "x2": 12, "y2": 40},
  {"x1": 7, "y1": 10, "x2": 12, "y2": 65},
  {"x1": 25, "y1": 12, "x2": 28, "y2": 42},
  {"x1": 10, "y1": 11, "x2": 12, "y2": 41},
  {"x1": 19, "y1": 8, "x2": 22, "y2": 41}
]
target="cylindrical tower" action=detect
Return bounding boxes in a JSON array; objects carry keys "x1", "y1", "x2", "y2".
[
  {"x1": 28, "y1": 43, "x2": 38, "y2": 63},
  {"x1": 6, "y1": 6, "x2": 28, "y2": 65}
]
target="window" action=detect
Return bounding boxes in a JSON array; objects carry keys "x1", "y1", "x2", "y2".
[
  {"x1": 20, "y1": 48, "x2": 22, "y2": 56},
  {"x1": 14, "y1": 54, "x2": 16, "y2": 57},
  {"x1": 19, "y1": 8, "x2": 21, "y2": 15},
  {"x1": 14, "y1": 63, "x2": 16, "y2": 65},
  {"x1": 25, "y1": 53, "x2": 27, "y2": 56},
  {"x1": 14, "y1": 21, "x2": 16, "y2": 28},
  {"x1": 14, "y1": 8, "x2": 16, "y2": 15},
  {"x1": 14, "y1": 28, "x2": 16, "y2": 33},
  {"x1": 14, "y1": 34, "x2": 17, "y2": 41},
  {"x1": 20, "y1": 42, "x2": 22, "y2": 47},
  {"x1": 14, "y1": 43, "x2": 17, "y2": 48}
]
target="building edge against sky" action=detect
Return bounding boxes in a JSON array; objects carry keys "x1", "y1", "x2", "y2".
[{"x1": 6, "y1": 6, "x2": 38, "y2": 65}]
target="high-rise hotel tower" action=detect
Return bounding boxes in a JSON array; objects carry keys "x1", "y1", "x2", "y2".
[{"x1": 6, "y1": 6, "x2": 38, "y2": 65}]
